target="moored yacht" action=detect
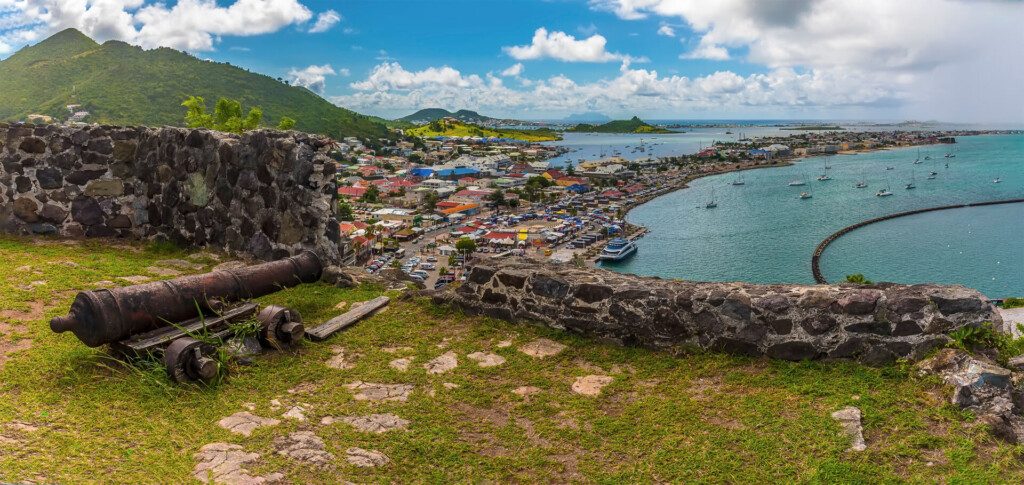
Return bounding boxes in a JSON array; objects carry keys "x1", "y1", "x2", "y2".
[
  {"x1": 598, "y1": 238, "x2": 638, "y2": 262},
  {"x1": 876, "y1": 188, "x2": 893, "y2": 197},
  {"x1": 798, "y1": 192, "x2": 812, "y2": 199}
]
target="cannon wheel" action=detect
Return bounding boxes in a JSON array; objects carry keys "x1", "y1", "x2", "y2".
[
  {"x1": 257, "y1": 305, "x2": 304, "y2": 351},
  {"x1": 164, "y1": 337, "x2": 220, "y2": 383}
]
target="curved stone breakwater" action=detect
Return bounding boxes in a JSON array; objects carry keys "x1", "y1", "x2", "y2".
[
  {"x1": 437, "y1": 260, "x2": 1001, "y2": 364},
  {"x1": 811, "y1": 198, "x2": 1024, "y2": 285}
]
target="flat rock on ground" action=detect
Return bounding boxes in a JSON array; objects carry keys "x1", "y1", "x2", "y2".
[
  {"x1": 389, "y1": 357, "x2": 413, "y2": 372},
  {"x1": 999, "y1": 307, "x2": 1024, "y2": 339},
  {"x1": 572, "y1": 375, "x2": 614, "y2": 396},
  {"x1": 345, "y1": 382, "x2": 414, "y2": 402},
  {"x1": 193, "y1": 443, "x2": 284, "y2": 485},
  {"x1": 326, "y1": 346, "x2": 358, "y2": 370},
  {"x1": 424, "y1": 351, "x2": 458, "y2": 374},
  {"x1": 345, "y1": 447, "x2": 390, "y2": 468},
  {"x1": 274, "y1": 431, "x2": 335, "y2": 469},
  {"x1": 321, "y1": 413, "x2": 410, "y2": 433},
  {"x1": 466, "y1": 352, "x2": 506, "y2": 368},
  {"x1": 519, "y1": 338, "x2": 566, "y2": 358},
  {"x1": 831, "y1": 406, "x2": 867, "y2": 451},
  {"x1": 217, "y1": 412, "x2": 280, "y2": 437},
  {"x1": 513, "y1": 386, "x2": 542, "y2": 397}
]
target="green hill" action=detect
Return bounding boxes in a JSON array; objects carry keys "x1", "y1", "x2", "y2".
[
  {"x1": 398, "y1": 108, "x2": 498, "y2": 125},
  {"x1": 405, "y1": 118, "x2": 560, "y2": 142},
  {"x1": 0, "y1": 29, "x2": 390, "y2": 140},
  {"x1": 567, "y1": 116, "x2": 674, "y2": 134}
]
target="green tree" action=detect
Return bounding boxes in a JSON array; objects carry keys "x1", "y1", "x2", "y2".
[
  {"x1": 337, "y1": 200, "x2": 354, "y2": 221},
  {"x1": 455, "y1": 237, "x2": 477, "y2": 255},
  {"x1": 423, "y1": 191, "x2": 439, "y2": 211},
  {"x1": 277, "y1": 116, "x2": 296, "y2": 130},
  {"x1": 845, "y1": 273, "x2": 873, "y2": 285},
  {"x1": 360, "y1": 185, "x2": 380, "y2": 203},
  {"x1": 182, "y1": 96, "x2": 263, "y2": 134}
]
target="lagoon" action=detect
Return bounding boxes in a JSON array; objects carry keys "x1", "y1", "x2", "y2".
[{"x1": 601, "y1": 134, "x2": 1024, "y2": 297}]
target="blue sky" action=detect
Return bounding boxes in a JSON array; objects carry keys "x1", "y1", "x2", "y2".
[{"x1": 2, "y1": 0, "x2": 1023, "y2": 122}]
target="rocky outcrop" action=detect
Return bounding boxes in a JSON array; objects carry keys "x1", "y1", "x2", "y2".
[
  {"x1": 437, "y1": 260, "x2": 1002, "y2": 365},
  {"x1": 0, "y1": 122, "x2": 343, "y2": 262},
  {"x1": 917, "y1": 349, "x2": 1024, "y2": 443}
]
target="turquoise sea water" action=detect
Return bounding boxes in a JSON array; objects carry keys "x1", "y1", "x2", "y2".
[{"x1": 602, "y1": 134, "x2": 1024, "y2": 297}]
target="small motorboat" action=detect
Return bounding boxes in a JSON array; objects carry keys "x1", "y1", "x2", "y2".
[
  {"x1": 876, "y1": 188, "x2": 893, "y2": 197},
  {"x1": 798, "y1": 192, "x2": 812, "y2": 199},
  {"x1": 993, "y1": 178, "x2": 1002, "y2": 183},
  {"x1": 855, "y1": 181, "x2": 867, "y2": 188},
  {"x1": 788, "y1": 179, "x2": 806, "y2": 186}
]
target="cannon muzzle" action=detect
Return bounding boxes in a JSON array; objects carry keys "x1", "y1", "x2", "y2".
[{"x1": 51, "y1": 251, "x2": 323, "y2": 347}]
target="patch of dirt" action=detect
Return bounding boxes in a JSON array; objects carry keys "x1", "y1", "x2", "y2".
[
  {"x1": 345, "y1": 382, "x2": 414, "y2": 402},
  {"x1": 323, "y1": 413, "x2": 410, "y2": 433},
  {"x1": 193, "y1": 443, "x2": 284, "y2": 485},
  {"x1": 217, "y1": 412, "x2": 281, "y2": 437},
  {"x1": 467, "y1": 351, "x2": 506, "y2": 368},
  {"x1": 0, "y1": 300, "x2": 46, "y2": 322},
  {"x1": 155, "y1": 259, "x2": 204, "y2": 270},
  {"x1": 213, "y1": 261, "x2": 247, "y2": 272},
  {"x1": 326, "y1": 346, "x2": 359, "y2": 370},
  {"x1": 287, "y1": 382, "x2": 319, "y2": 395},
  {"x1": 424, "y1": 351, "x2": 458, "y2": 374},
  {"x1": 496, "y1": 339, "x2": 514, "y2": 348},
  {"x1": 514, "y1": 416, "x2": 551, "y2": 447},
  {"x1": 145, "y1": 266, "x2": 181, "y2": 277},
  {"x1": 519, "y1": 338, "x2": 566, "y2": 358},
  {"x1": 572, "y1": 375, "x2": 614, "y2": 397},
  {"x1": 345, "y1": 447, "x2": 390, "y2": 468},
  {"x1": 685, "y1": 375, "x2": 725, "y2": 402},
  {"x1": 382, "y1": 345, "x2": 413, "y2": 354},
  {"x1": 334, "y1": 301, "x2": 348, "y2": 310},
  {"x1": 0, "y1": 336, "x2": 32, "y2": 370},
  {"x1": 118, "y1": 275, "x2": 151, "y2": 284},
  {"x1": 274, "y1": 431, "x2": 335, "y2": 469}
]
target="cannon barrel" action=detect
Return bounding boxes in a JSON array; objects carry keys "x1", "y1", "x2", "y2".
[{"x1": 51, "y1": 251, "x2": 323, "y2": 347}]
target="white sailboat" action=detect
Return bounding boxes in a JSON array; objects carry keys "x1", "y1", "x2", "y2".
[
  {"x1": 876, "y1": 177, "x2": 893, "y2": 197},
  {"x1": 905, "y1": 170, "x2": 916, "y2": 190},
  {"x1": 705, "y1": 188, "x2": 717, "y2": 208},
  {"x1": 731, "y1": 173, "x2": 745, "y2": 186},
  {"x1": 817, "y1": 160, "x2": 831, "y2": 181},
  {"x1": 855, "y1": 170, "x2": 867, "y2": 188}
]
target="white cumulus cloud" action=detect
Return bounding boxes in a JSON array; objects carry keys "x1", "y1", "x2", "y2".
[
  {"x1": 0, "y1": 0, "x2": 315, "y2": 52},
  {"x1": 334, "y1": 60, "x2": 906, "y2": 119},
  {"x1": 590, "y1": 0, "x2": 1024, "y2": 122},
  {"x1": 656, "y1": 25, "x2": 674, "y2": 37},
  {"x1": 500, "y1": 63, "x2": 524, "y2": 77},
  {"x1": 288, "y1": 64, "x2": 336, "y2": 93},
  {"x1": 504, "y1": 27, "x2": 627, "y2": 62},
  {"x1": 308, "y1": 9, "x2": 340, "y2": 33}
]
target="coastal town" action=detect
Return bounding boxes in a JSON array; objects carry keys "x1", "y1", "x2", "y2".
[{"x1": 331, "y1": 121, "x2": 1016, "y2": 288}]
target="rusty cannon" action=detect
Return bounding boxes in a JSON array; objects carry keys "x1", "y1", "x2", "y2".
[{"x1": 50, "y1": 251, "x2": 323, "y2": 383}]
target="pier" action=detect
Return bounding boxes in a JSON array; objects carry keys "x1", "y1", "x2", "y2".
[{"x1": 811, "y1": 198, "x2": 1024, "y2": 284}]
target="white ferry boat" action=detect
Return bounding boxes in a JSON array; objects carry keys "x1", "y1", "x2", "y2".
[{"x1": 598, "y1": 238, "x2": 638, "y2": 262}]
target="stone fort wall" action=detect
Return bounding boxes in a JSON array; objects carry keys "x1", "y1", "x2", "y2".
[
  {"x1": 0, "y1": 123, "x2": 343, "y2": 262},
  {"x1": 438, "y1": 260, "x2": 1002, "y2": 364}
]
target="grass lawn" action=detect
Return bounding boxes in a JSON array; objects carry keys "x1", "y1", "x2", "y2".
[{"x1": 0, "y1": 236, "x2": 1021, "y2": 483}]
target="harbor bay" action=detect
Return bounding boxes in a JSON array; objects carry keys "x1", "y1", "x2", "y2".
[{"x1": 605, "y1": 134, "x2": 1024, "y2": 297}]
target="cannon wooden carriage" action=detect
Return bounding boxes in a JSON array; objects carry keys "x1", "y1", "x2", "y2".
[{"x1": 50, "y1": 251, "x2": 323, "y2": 383}]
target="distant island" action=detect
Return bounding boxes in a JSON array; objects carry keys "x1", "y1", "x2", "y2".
[
  {"x1": 399, "y1": 108, "x2": 496, "y2": 125},
  {"x1": 567, "y1": 116, "x2": 675, "y2": 134},
  {"x1": 780, "y1": 125, "x2": 845, "y2": 131},
  {"x1": 562, "y1": 111, "x2": 612, "y2": 123},
  {"x1": 404, "y1": 118, "x2": 561, "y2": 142}
]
